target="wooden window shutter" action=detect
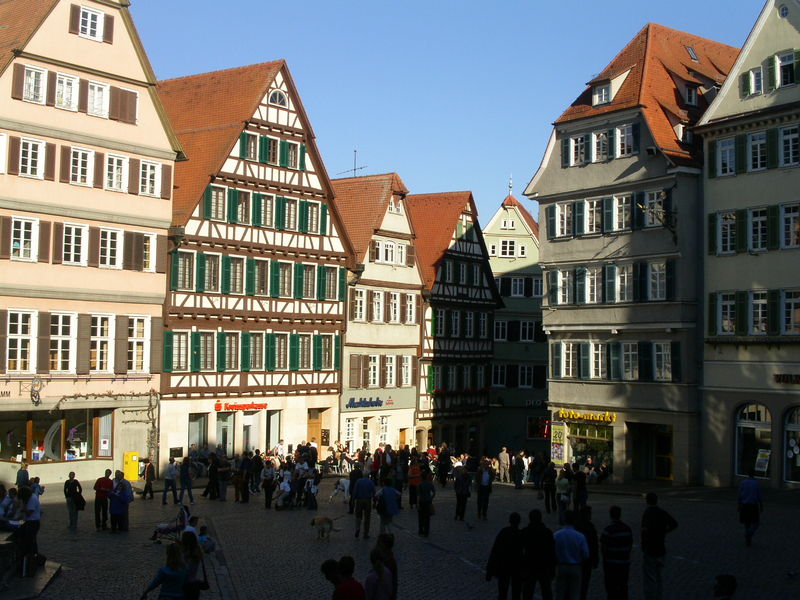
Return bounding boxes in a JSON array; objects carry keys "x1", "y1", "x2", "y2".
[
  {"x1": 258, "y1": 136, "x2": 268, "y2": 164},
  {"x1": 132, "y1": 232, "x2": 144, "y2": 271},
  {"x1": 7, "y1": 137, "x2": 20, "y2": 175},
  {"x1": 93, "y1": 152, "x2": 104, "y2": 188},
  {"x1": 78, "y1": 79, "x2": 88, "y2": 113},
  {"x1": 270, "y1": 260, "x2": 280, "y2": 298},
  {"x1": 574, "y1": 268, "x2": 586, "y2": 304},
  {"x1": 670, "y1": 341, "x2": 682, "y2": 382},
  {"x1": 547, "y1": 270, "x2": 558, "y2": 306},
  {"x1": 293, "y1": 263, "x2": 304, "y2": 299},
  {"x1": 367, "y1": 291, "x2": 375, "y2": 322},
  {"x1": 573, "y1": 201, "x2": 585, "y2": 235},
  {"x1": 638, "y1": 341, "x2": 653, "y2": 381},
  {"x1": 265, "y1": 334, "x2": 276, "y2": 372},
  {"x1": 411, "y1": 357, "x2": 418, "y2": 388},
  {"x1": 128, "y1": 159, "x2": 140, "y2": 194},
  {"x1": 338, "y1": 267, "x2": 346, "y2": 301},
  {"x1": 46, "y1": 71, "x2": 56, "y2": 107},
  {"x1": 735, "y1": 209, "x2": 748, "y2": 254},
  {"x1": 52, "y1": 222, "x2": 63, "y2": 264},
  {"x1": 383, "y1": 292, "x2": 390, "y2": 323},
  {"x1": 602, "y1": 197, "x2": 614, "y2": 233},
  {"x1": 608, "y1": 128, "x2": 616, "y2": 159},
  {"x1": 561, "y1": 138, "x2": 570, "y2": 168},
  {"x1": 766, "y1": 290, "x2": 780, "y2": 336},
  {"x1": 583, "y1": 133, "x2": 592, "y2": 163},
  {"x1": 216, "y1": 332, "x2": 227, "y2": 372},
  {"x1": 735, "y1": 134, "x2": 747, "y2": 174},
  {"x1": 632, "y1": 192, "x2": 645, "y2": 229},
  {"x1": 320, "y1": 204, "x2": 328, "y2": 236},
  {"x1": 766, "y1": 129, "x2": 779, "y2": 169},
  {"x1": 362, "y1": 354, "x2": 370, "y2": 386},
  {"x1": 241, "y1": 332, "x2": 251, "y2": 372},
  {"x1": 160, "y1": 165, "x2": 172, "y2": 199},
  {"x1": 665, "y1": 260, "x2": 676, "y2": 301},
  {"x1": 202, "y1": 187, "x2": 213, "y2": 219},
  {"x1": 69, "y1": 5, "x2": 81, "y2": 34},
  {"x1": 507, "y1": 364, "x2": 519, "y2": 388},
  {"x1": 766, "y1": 56, "x2": 777, "y2": 91},
  {"x1": 279, "y1": 140, "x2": 289, "y2": 167},
  {"x1": 735, "y1": 291, "x2": 749, "y2": 336},
  {"x1": 500, "y1": 277, "x2": 511, "y2": 297},
  {"x1": 312, "y1": 335, "x2": 322, "y2": 371},
  {"x1": 298, "y1": 200, "x2": 308, "y2": 233},
  {"x1": 36, "y1": 221, "x2": 51, "y2": 263},
  {"x1": 155, "y1": 235, "x2": 167, "y2": 273},
  {"x1": 416, "y1": 295, "x2": 422, "y2": 325},
  {"x1": 227, "y1": 188, "x2": 238, "y2": 224},
  {"x1": 44, "y1": 143, "x2": 56, "y2": 181},
  {"x1": 108, "y1": 86, "x2": 122, "y2": 121},
  {"x1": 299, "y1": 144, "x2": 307, "y2": 171},
  {"x1": 508, "y1": 320, "x2": 520, "y2": 342},
  {"x1": 122, "y1": 232, "x2": 134, "y2": 270},
  {"x1": 578, "y1": 343, "x2": 591, "y2": 380},
  {"x1": 159, "y1": 328, "x2": 172, "y2": 374},
  {"x1": 76, "y1": 314, "x2": 91, "y2": 374},
  {"x1": 400, "y1": 293, "x2": 407, "y2": 322},
  {"x1": 334, "y1": 335, "x2": 341, "y2": 371},
  {"x1": 239, "y1": 132, "x2": 248, "y2": 159},
  {"x1": 607, "y1": 343, "x2": 621, "y2": 380},
  {"x1": 195, "y1": 252, "x2": 206, "y2": 292},
  {"x1": 349, "y1": 288, "x2": 357, "y2": 319},
  {"x1": 275, "y1": 197, "x2": 286, "y2": 230},
  {"x1": 36, "y1": 312, "x2": 50, "y2": 374},
  {"x1": 190, "y1": 331, "x2": 201, "y2": 373},
  {"x1": 740, "y1": 72, "x2": 751, "y2": 97},
  {"x1": 168, "y1": 251, "x2": 178, "y2": 291},
  {"x1": 550, "y1": 343, "x2": 561, "y2": 379},
  {"x1": 103, "y1": 14, "x2": 114, "y2": 44},
  {"x1": 245, "y1": 257, "x2": 256, "y2": 296},
  {"x1": 252, "y1": 193, "x2": 263, "y2": 227},
  {"x1": 289, "y1": 333, "x2": 299, "y2": 371},
  {"x1": 632, "y1": 122, "x2": 641, "y2": 153},
  {"x1": 524, "y1": 276, "x2": 533, "y2": 298},
  {"x1": 546, "y1": 204, "x2": 556, "y2": 239},
  {"x1": 0, "y1": 216, "x2": 11, "y2": 259},
  {"x1": 11, "y1": 64, "x2": 24, "y2": 100},
  {"x1": 406, "y1": 244, "x2": 415, "y2": 267},
  {"x1": 349, "y1": 354, "x2": 362, "y2": 388},
  {"x1": 0, "y1": 311, "x2": 5, "y2": 374},
  {"x1": 114, "y1": 315, "x2": 128, "y2": 374},
  {"x1": 707, "y1": 213, "x2": 718, "y2": 255},
  {"x1": 60, "y1": 146, "x2": 71, "y2": 183},
  {"x1": 87, "y1": 227, "x2": 100, "y2": 267},
  {"x1": 221, "y1": 255, "x2": 232, "y2": 294},
  {"x1": 380, "y1": 355, "x2": 387, "y2": 388},
  {"x1": 316, "y1": 265, "x2": 326, "y2": 301},
  {"x1": 603, "y1": 264, "x2": 616, "y2": 303},
  {"x1": 766, "y1": 205, "x2": 780, "y2": 251}
]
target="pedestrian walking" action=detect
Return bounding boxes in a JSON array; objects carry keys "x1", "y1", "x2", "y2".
[
  {"x1": 572, "y1": 469, "x2": 588, "y2": 512},
  {"x1": 737, "y1": 469, "x2": 762, "y2": 546},
  {"x1": 353, "y1": 470, "x2": 376, "y2": 539},
  {"x1": 260, "y1": 458, "x2": 276, "y2": 509},
  {"x1": 64, "y1": 471, "x2": 83, "y2": 531},
  {"x1": 407, "y1": 459, "x2": 421, "y2": 509},
  {"x1": 514, "y1": 452, "x2": 526, "y2": 489},
  {"x1": 554, "y1": 510, "x2": 589, "y2": 600},
  {"x1": 93, "y1": 468, "x2": 113, "y2": 531},
  {"x1": 498, "y1": 447, "x2": 510, "y2": 483},
  {"x1": 374, "y1": 533, "x2": 398, "y2": 600},
  {"x1": 364, "y1": 548, "x2": 394, "y2": 600},
  {"x1": 476, "y1": 458, "x2": 495, "y2": 520},
  {"x1": 217, "y1": 455, "x2": 231, "y2": 501},
  {"x1": 556, "y1": 470, "x2": 571, "y2": 526},
  {"x1": 16, "y1": 461, "x2": 30, "y2": 488},
  {"x1": 179, "y1": 456, "x2": 195, "y2": 505},
  {"x1": 436, "y1": 443, "x2": 451, "y2": 487},
  {"x1": 543, "y1": 461, "x2": 557, "y2": 515},
  {"x1": 109, "y1": 470, "x2": 134, "y2": 532},
  {"x1": 521, "y1": 509, "x2": 555, "y2": 600},
  {"x1": 162, "y1": 456, "x2": 179, "y2": 505},
  {"x1": 640, "y1": 492, "x2": 678, "y2": 600},
  {"x1": 417, "y1": 473, "x2": 435, "y2": 537},
  {"x1": 600, "y1": 505, "x2": 633, "y2": 600},
  {"x1": 486, "y1": 512, "x2": 525, "y2": 600},
  {"x1": 140, "y1": 458, "x2": 155, "y2": 499},
  {"x1": 140, "y1": 543, "x2": 188, "y2": 600},
  {"x1": 375, "y1": 479, "x2": 400, "y2": 534},
  {"x1": 348, "y1": 462, "x2": 364, "y2": 514},
  {"x1": 575, "y1": 506, "x2": 599, "y2": 600},
  {"x1": 453, "y1": 466, "x2": 471, "y2": 521}
]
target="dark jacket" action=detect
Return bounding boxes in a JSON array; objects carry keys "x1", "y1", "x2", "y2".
[
  {"x1": 64, "y1": 478, "x2": 82, "y2": 499},
  {"x1": 522, "y1": 522, "x2": 556, "y2": 577},
  {"x1": 641, "y1": 505, "x2": 678, "y2": 557},
  {"x1": 600, "y1": 519, "x2": 633, "y2": 565},
  {"x1": 454, "y1": 473, "x2": 471, "y2": 497},
  {"x1": 575, "y1": 518, "x2": 599, "y2": 568},
  {"x1": 487, "y1": 526, "x2": 524, "y2": 577}
]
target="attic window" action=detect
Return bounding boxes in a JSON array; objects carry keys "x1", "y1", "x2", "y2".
[
  {"x1": 778, "y1": 4, "x2": 789, "y2": 18},
  {"x1": 685, "y1": 46, "x2": 699, "y2": 62},
  {"x1": 686, "y1": 86, "x2": 698, "y2": 106},
  {"x1": 592, "y1": 84, "x2": 611, "y2": 106},
  {"x1": 269, "y1": 90, "x2": 287, "y2": 107}
]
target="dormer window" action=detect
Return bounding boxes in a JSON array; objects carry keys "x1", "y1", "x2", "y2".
[
  {"x1": 269, "y1": 90, "x2": 288, "y2": 107},
  {"x1": 686, "y1": 86, "x2": 698, "y2": 106},
  {"x1": 685, "y1": 46, "x2": 699, "y2": 62},
  {"x1": 593, "y1": 84, "x2": 611, "y2": 106},
  {"x1": 388, "y1": 196, "x2": 403, "y2": 214}
]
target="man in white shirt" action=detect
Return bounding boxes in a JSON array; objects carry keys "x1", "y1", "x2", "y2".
[{"x1": 162, "y1": 457, "x2": 179, "y2": 505}]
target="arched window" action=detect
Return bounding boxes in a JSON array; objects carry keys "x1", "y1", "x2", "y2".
[
  {"x1": 268, "y1": 90, "x2": 287, "y2": 107},
  {"x1": 736, "y1": 403, "x2": 771, "y2": 477},
  {"x1": 785, "y1": 407, "x2": 800, "y2": 482}
]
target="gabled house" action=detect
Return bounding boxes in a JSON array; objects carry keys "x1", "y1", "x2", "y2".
[
  {"x1": 406, "y1": 192, "x2": 501, "y2": 455},
  {"x1": 331, "y1": 173, "x2": 423, "y2": 452},
  {"x1": 157, "y1": 62, "x2": 353, "y2": 464},
  {"x1": 0, "y1": 0, "x2": 182, "y2": 483},
  {"x1": 525, "y1": 24, "x2": 739, "y2": 484}
]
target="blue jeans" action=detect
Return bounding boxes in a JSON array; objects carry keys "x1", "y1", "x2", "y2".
[
  {"x1": 179, "y1": 479, "x2": 194, "y2": 503},
  {"x1": 162, "y1": 479, "x2": 178, "y2": 504}
]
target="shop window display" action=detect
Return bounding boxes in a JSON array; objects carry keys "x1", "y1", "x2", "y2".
[
  {"x1": 736, "y1": 403, "x2": 771, "y2": 477},
  {"x1": 785, "y1": 407, "x2": 800, "y2": 483}
]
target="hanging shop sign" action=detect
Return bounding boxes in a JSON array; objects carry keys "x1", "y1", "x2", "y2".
[
  {"x1": 557, "y1": 408, "x2": 618, "y2": 423},
  {"x1": 214, "y1": 401, "x2": 269, "y2": 412}
]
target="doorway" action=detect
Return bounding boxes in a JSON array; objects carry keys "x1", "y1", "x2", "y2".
[
  {"x1": 399, "y1": 428, "x2": 408, "y2": 448},
  {"x1": 307, "y1": 409, "x2": 323, "y2": 445},
  {"x1": 630, "y1": 423, "x2": 673, "y2": 481}
]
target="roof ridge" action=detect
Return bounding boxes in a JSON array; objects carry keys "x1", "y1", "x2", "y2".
[
  {"x1": 407, "y1": 190, "x2": 472, "y2": 197},
  {"x1": 331, "y1": 172, "x2": 399, "y2": 182},
  {"x1": 158, "y1": 59, "x2": 285, "y2": 83}
]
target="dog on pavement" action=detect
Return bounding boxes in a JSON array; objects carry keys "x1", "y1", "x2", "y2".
[
  {"x1": 311, "y1": 516, "x2": 341, "y2": 539},
  {"x1": 328, "y1": 478, "x2": 350, "y2": 503}
]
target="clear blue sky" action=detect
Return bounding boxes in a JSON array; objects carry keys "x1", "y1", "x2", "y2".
[{"x1": 131, "y1": 0, "x2": 760, "y2": 224}]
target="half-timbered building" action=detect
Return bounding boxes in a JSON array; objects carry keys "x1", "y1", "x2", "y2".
[
  {"x1": 331, "y1": 173, "x2": 422, "y2": 452},
  {"x1": 406, "y1": 192, "x2": 502, "y2": 454},
  {"x1": 157, "y1": 62, "x2": 353, "y2": 464},
  {"x1": 0, "y1": 0, "x2": 182, "y2": 484}
]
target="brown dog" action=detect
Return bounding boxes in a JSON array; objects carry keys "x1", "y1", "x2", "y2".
[{"x1": 310, "y1": 516, "x2": 340, "y2": 539}]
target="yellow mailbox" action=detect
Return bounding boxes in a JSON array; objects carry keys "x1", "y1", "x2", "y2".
[{"x1": 123, "y1": 451, "x2": 140, "y2": 481}]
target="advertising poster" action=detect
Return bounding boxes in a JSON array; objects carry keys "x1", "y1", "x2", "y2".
[
  {"x1": 551, "y1": 421, "x2": 566, "y2": 463},
  {"x1": 755, "y1": 449, "x2": 771, "y2": 473}
]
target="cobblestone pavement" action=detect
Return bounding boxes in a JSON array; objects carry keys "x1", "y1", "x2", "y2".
[{"x1": 29, "y1": 479, "x2": 800, "y2": 600}]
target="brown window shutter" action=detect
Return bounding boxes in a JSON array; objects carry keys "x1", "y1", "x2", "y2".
[
  {"x1": 114, "y1": 315, "x2": 128, "y2": 374},
  {"x1": 380, "y1": 355, "x2": 387, "y2": 388},
  {"x1": 349, "y1": 354, "x2": 361, "y2": 388},
  {"x1": 46, "y1": 71, "x2": 56, "y2": 106},
  {"x1": 155, "y1": 235, "x2": 167, "y2": 273},
  {"x1": 150, "y1": 317, "x2": 163, "y2": 374},
  {"x1": 349, "y1": 289, "x2": 357, "y2": 320},
  {"x1": 37, "y1": 311, "x2": 50, "y2": 374},
  {"x1": 406, "y1": 244, "x2": 415, "y2": 267},
  {"x1": 383, "y1": 292, "x2": 389, "y2": 323},
  {"x1": 103, "y1": 14, "x2": 114, "y2": 44},
  {"x1": 38, "y1": 221, "x2": 51, "y2": 263},
  {"x1": 0, "y1": 216, "x2": 12, "y2": 259},
  {"x1": 44, "y1": 143, "x2": 56, "y2": 181},
  {"x1": 60, "y1": 146, "x2": 71, "y2": 183},
  {"x1": 132, "y1": 233, "x2": 144, "y2": 271},
  {"x1": 108, "y1": 86, "x2": 121, "y2": 121},
  {"x1": 400, "y1": 294, "x2": 407, "y2": 323},
  {"x1": 8, "y1": 137, "x2": 20, "y2": 175},
  {"x1": 52, "y1": 222, "x2": 64, "y2": 264},
  {"x1": 362, "y1": 355, "x2": 370, "y2": 386},
  {"x1": 93, "y1": 152, "x2": 104, "y2": 188},
  {"x1": 78, "y1": 79, "x2": 88, "y2": 113},
  {"x1": 416, "y1": 295, "x2": 422, "y2": 324},
  {"x1": 160, "y1": 164, "x2": 172, "y2": 200},
  {"x1": 122, "y1": 231, "x2": 134, "y2": 270},
  {"x1": 128, "y1": 159, "x2": 140, "y2": 194},
  {"x1": 412, "y1": 357, "x2": 419, "y2": 388},
  {"x1": 121, "y1": 90, "x2": 137, "y2": 124},
  {"x1": 87, "y1": 227, "x2": 100, "y2": 267},
  {"x1": 68, "y1": 4, "x2": 80, "y2": 34},
  {"x1": 367, "y1": 291, "x2": 375, "y2": 322},
  {"x1": 395, "y1": 355, "x2": 402, "y2": 387},
  {"x1": 0, "y1": 311, "x2": 6, "y2": 374},
  {"x1": 11, "y1": 64, "x2": 24, "y2": 100},
  {"x1": 76, "y1": 313, "x2": 91, "y2": 374}
]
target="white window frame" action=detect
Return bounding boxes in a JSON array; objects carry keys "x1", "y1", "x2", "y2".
[
  {"x1": 354, "y1": 289, "x2": 366, "y2": 321},
  {"x1": 19, "y1": 138, "x2": 45, "y2": 179},
  {"x1": 90, "y1": 314, "x2": 115, "y2": 373},
  {"x1": 562, "y1": 342, "x2": 577, "y2": 378},
  {"x1": 622, "y1": 342, "x2": 638, "y2": 380},
  {"x1": 614, "y1": 194, "x2": 632, "y2": 231},
  {"x1": 617, "y1": 124, "x2": 634, "y2": 157},
  {"x1": 559, "y1": 270, "x2": 573, "y2": 305},
  {"x1": 520, "y1": 321, "x2": 535, "y2": 342},
  {"x1": 685, "y1": 86, "x2": 698, "y2": 106},
  {"x1": 268, "y1": 90, "x2": 288, "y2": 107},
  {"x1": 141, "y1": 233, "x2": 157, "y2": 273},
  {"x1": 278, "y1": 261, "x2": 293, "y2": 298},
  {"x1": 571, "y1": 135, "x2": 586, "y2": 165},
  {"x1": 209, "y1": 185, "x2": 226, "y2": 221},
  {"x1": 405, "y1": 293, "x2": 415, "y2": 324},
  {"x1": 62, "y1": 222, "x2": 88, "y2": 266},
  {"x1": 494, "y1": 319, "x2": 507, "y2": 342},
  {"x1": 464, "y1": 312, "x2": 474, "y2": 338},
  {"x1": 473, "y1": 264, "x2": 481, "y2": 286},
  {"x1": 782, "y1": 203, "x2": 800, "y2": 249},
  {"x1": 617, "y1": 264, "x2": 633, "y2": 303},
  {"x1": 556, "y1": 203, "x2": 573, "y2": 237},
  {"x1": 401, "y1": 355, "x2": 412, "y2": 387},
  {"x1": 784, "y1": 290, "x2": 800, "y2": 335},
  {"x1": 644, "y1": 191, "x2": 664, "y2": 228},
  {"x1": 593, "y1": 130, "x2": 609, "y2": 162},
  {"x1": 22, "y1": 65, "x2": 46, "y2": 104},
  {"x1": 55, "y1": 72, "x2": 79, "y2": 111},
  {"x1": 717, "y1": 137, "x2": 736, "y2": 176},
  {"x1": 70, "y1": 147, "x2": 94, "y2": 186},
  {"x1": 719, "y1": 211, "x2": 737, "y2": 254},
  {"x1": 748, "y1": 131, "x2": 767, "y2": 172},
  {"x1": 105, "y1": 154, "x2": 128, "y2": 192},
  {"x1": 381, "y1": 241, "x2": 395, "y2": 264},
  {"x1": 719, "y1": 293, "x2": 736, "y2": 335},
  {"x1": 435, "y1": 308, "x2": 446, "y2": 337},
  {"x1": 396, "y1": 243, "x2": 406, "y2": 266},
  {"x1": 87, "y1": 81, "x2": 110, "y2": 118},
  {"x1": 750, "y1": 208, "x2": 767, "y2": 252},
  {"x1": 591, "y1": 342, "x2": 606, "y2": 379},
  {"x1": 445, "y1": 261, "x2": 454, "y2": 283},
  {"x1": 751, "y1": 291, "x2": 767, "y2": 336},
  {"x1": 451, "y1": 310, "x2": 461, "y2": 338},
  {"x1": 139, "y1": 161, "x2": 161, "y2": 197},
  {"x1": 11, "y1": 216, "x2": 39, "y2": 262},
  {"x1": 127, "y1": 315, "x2": 151, "y2": 374},
  {"x1": 49, "y1": 312, "x2": 77, "y2": 374},
  {"x1": 286, "y1": 141, "x2": 300, "y2": 170},
  {"x1": 533, "y1": 276, "x2": 543, "y2": 297},
  {"x1": 229, "y1": 256, "x2": 246, "y2": 295},
  {"x1": 586, "y1": 267, "x2": 603, "y2": 304},
  {"x1": 225, "y1": 331, "x2": 241, "y2": 371},
  {"x1": 459, "y1": 263, "x2": 467, "y2": 284},
  {"x1": 510, "y1": 277, "x2": 525, "y2": 297},
  {"x1": 777, "y1": 52, "x2": 796, "y2": 88},
  {"x1": 492, "y1": 364, "x2": 506, "y2": 388},
  {"x1": 99, "y1": 228, "x2": 123, "y2": 269},
  {"x1": 78, "y1": 5, "x2": 105, "y2": 41},
  {"x1": 203, "y1": 252, "x2": 221, "y2": 293},
  {"x1": 479, "y1": 313, "x2": 488, "y2": 339},
  {"x1": 593, "y1": 84, "x2": 611, "y2": 106},
  {"x1": 372, "y1": 291, "x2": 384, "y2": 323},
  {"x1": 385, "y1": 355, "x2": 396, "y2": 387},
  {"x1": 368, "y1": 355, "x2": 380, "y2": 387},
  {"x1": 198, "y1": 330, "x2": 216, "y2": 372},
  {"x1": 780, "y1": 125, "x2": 799, "y2": 167},
  {"x1": 6, "y1": 309, "x2": 37, "y2": 373},
  {"x1": 749, "y1": 67, "x2": 763, "y2": 95},
  {"x1": 389, "y1": 292, "x2": 401, "y2": 323},
  {"x1": 519, "y1": 365, "x2": 533, "y2": 388},
  {"x1": 653, "y1": 342, "x2": 672, "y2": 381},
  {"x1": 586, "y1": 198, "x2": 603, "y2": 233},
  {"x1": 274, "y1": 333, "x2": 289, "y2": 370},
  {"x1": 648, "y1": 262, "x2": 667, "y2": 301}
]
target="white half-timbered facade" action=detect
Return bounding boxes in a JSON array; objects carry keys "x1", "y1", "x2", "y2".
[
  {"x1": 406, "y1": 192, "x2": 501, "y2": 455},
  {"x1": 157, "y1": 62, "x2": 353, "y2": 462}
]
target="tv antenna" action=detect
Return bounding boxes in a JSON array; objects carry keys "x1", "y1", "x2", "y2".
[{"x1": 335, "y1": 150, "x2": 368, "y2": 177}]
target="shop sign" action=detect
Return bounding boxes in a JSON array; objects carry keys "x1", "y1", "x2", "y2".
[
  {"x1": 557, "y1": 408, "x2": 617, "y2": 423},
  {"x1": 214, "y1": 401, "x2": 269, "y2": 412},
  {"x1": 346, "y1": 397, "x2": 383, "y2": 409},
  {"x1": 774, "y1": 373, "x2": 800, "y2": 384}
]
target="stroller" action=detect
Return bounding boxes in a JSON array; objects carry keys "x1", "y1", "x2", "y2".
[{"x1": 149, "y1": 505, "x2": 191, "y2": 543}]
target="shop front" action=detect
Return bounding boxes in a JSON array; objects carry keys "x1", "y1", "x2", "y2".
[{"x1": 339, "y1": 389, "x2": 416, "y2": 454}]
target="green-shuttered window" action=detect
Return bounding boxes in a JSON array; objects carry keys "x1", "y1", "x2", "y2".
[
  {"x1": 293, "y1": 263, "x2": 304, "y2": 299},
  {"x1": 227, "y1": 189, "x2": 239, "y2": 224},
  {"x1": 190, "y1": 331, "x2": 201, "y2": 373},
  {"x1": 275, "y1": 197, "x2": 286, "y2": 230},
  {"x1": 312, "y1": 335, "x2": 322, "y2": 371},
  {"x1": 299, "y1": 145, "x2": 307, "y2": 171},
  {"x1": 338, "y1": 267, "x2": 346, "y2": 301},
  {"x1": 289, "y1": 333, "x2": 299, "y2": 371},
  {"x1": 163, "y1": 330, "x2": 174, "y2": 373},
  {"x1": 252, "y1": 193, "x2": 263, "y2": 227},
  {"x1": 239, "y1": 132, "x2": 248, "y2": 159},
  {"x1": 334, "y1": 335, "x2": 341, "y2": 371},
  {"x1": 279, "y1": 140, "x2": 289, "y2": 168},
  {"x1": 241, "y1": 332, "x2": 251, "y2": 372},
  {"x1": 169, "y1": 251, "x2": 179, "y2": 292},
  {"x1": 320, "y1": 204, "x2": 328, "y2": 236},
  {"x1": 298, "y1": 200, "x2": 309, "y2": 234},
  {"x1": 265, "y1": 333, "x2": 276, "y2": 371},
  {"x1": 195, "y1": 253, "x2": 206, "y2": 293},
  {"x1": 216, "y1": 332, "x2": 226, "y2": 372},
  {"x1": 221, "y1": 256, "x2": 232, "y2": 294},
  {"x1": 245, "y1": 257, "x2": 256, "y2": 296},
  {"x1": 316, "y1": 265, "x2": 327, "y2": 301},
  {"x1": 203, "y1": 187, "x2": 213, "y2": 219},
  {"x1": 270, "y1": 260, "x2": 280, "y2": 298}
]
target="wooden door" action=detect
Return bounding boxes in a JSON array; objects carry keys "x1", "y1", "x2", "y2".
[
  {"x1": 399, "y1": 428, "x2": 407, "y2": 447},
  {"x1": 307, "y1": 409, "x2": 322, "y2": 444}
]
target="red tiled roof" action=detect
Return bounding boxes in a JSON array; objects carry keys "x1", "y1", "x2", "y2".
[
  {"x1": 331, "y1": 173, "x2": 409, "y2": 263},
  {"x1": 0, "y1": 0, "x2": 58, "y2": 76},
  {"x1": 556, "y1": 23, "x2": 739, "y2": 167},
  {"x1": 405, "y1": 191, "x2": 474, "y2": 289},
  {"x1": 501, "y1": 194, "x2": 539, "y2": 239},
  {"x1": 158, "y1": 62, "x2": 284, "y2": 225}
]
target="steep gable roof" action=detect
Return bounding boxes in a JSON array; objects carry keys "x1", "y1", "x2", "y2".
[
  {"x1": 405, "y1": 191, "x2": 475, "y2": 289},
  {"x1": 557, "y1": 23, "x2": 739, "y2": 166},
  {"x1": 331, "y1": 173, "x2": 409, "y2": 263},
  {"x1": 0, "y1": 0, "x2": 58, "y2": 76},
  {"x1": 158, "y1": 61, "x2": 284, "y2": 225},
  {"x1": 501, "y1": 195, "x2": 539, "y2": 239}
]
